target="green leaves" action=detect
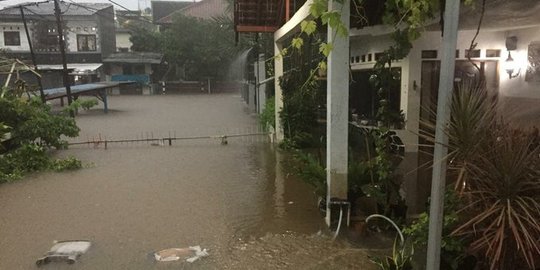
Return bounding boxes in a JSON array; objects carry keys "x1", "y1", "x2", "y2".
[
  {"x1": 291, "y1": 37, "x2": 304, "y2": 49},
  {"x1": 319, "y1": 42, "x2": 333, "y2": 57},
  {"x1": 300, "y1": 20, "x2": 317, "y2": 35},
  {"x1": 309, "y1": 0, "x2": 327, "y2": 18},
  {"x1": 320, "y1": 10, "x2": 341, "y2": 27},
  {"x1": 318, "y1": 61, "x2": 327, "y2": 73},
  {"x1": 0, "y1": 95, "x2": 82, "y2": 183}
]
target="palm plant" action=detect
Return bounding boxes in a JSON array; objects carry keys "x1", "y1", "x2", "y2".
[
  {"x1": 417, "y1": 79, "x2": 540, "y2": 269},
  {"x1": 442, "y1": 80, "x2": 540, "y2": 269},
  {"x1": 446, "y1": 81, "x2": 497, "y2": 192},
  {"x1": 452, "y1": 127, "x2": 540, "y2": 269}
]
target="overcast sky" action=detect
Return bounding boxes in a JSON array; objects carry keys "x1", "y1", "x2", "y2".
[{"x1": 0, "y1": 0, "x2": 197, "y2": 11}]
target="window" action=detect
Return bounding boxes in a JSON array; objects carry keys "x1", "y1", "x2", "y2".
[
  {"x1": 421, "y1": 50, "x2": 438, "y2": 59},
  {"x1": 375, "y1": 52, "x2": 385, "y2": 61},
  {"x1": 465, "y1": 49, "x2": 481, "y2": 58},
  {"x1": 350, "y1": 68, "x2": 402, "y2": 123},
  {"x1": 4, "y1": 31, "x2": 21, "y2": 46},
  {"x1": 77, "y1": 34, "x2": 96, "y2": 51},
  {"x1": 486, "y1": 49, "x2": 501, "y2": 58}
]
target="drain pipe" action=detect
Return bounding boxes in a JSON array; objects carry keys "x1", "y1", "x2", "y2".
[{"x1": 329, "y1": 199, "x2": 350, "y2": 241}]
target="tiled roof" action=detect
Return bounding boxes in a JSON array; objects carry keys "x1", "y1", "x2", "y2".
[
  {"x1": 157, "y1": 0, "x2": 228, "y2": 24},
  {"x1": 151, "y1": 0, "x2": 193, "y2": 23},
  {"x1": 0, "y1": 2, "x2": 112, "y2": 17}
]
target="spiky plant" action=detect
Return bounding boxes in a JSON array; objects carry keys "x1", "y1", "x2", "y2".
[
  {"x1": 418, "y1": 79, "x2": 540, "y2": 269},
  {"x1": 446, "y1": 81, "x2": 498, "y2": 192},
  {"x1": 452, "y1": 127, "x2": 540, "y2": 269}
]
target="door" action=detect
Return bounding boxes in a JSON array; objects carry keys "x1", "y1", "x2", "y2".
[{"x1": 416, "y1": 60, "x2": 498, "y2": 210}]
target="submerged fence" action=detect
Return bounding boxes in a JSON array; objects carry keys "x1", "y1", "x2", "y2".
[{"x1": 68, "y1": 128, "x2": 272, "y2": 149}]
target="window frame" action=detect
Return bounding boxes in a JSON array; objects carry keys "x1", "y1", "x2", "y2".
[
  {"x1": 4, "y1": 31, "x2": 21, "y2": 46},
  {"x1": 76, "y1": 34, "x2": 97, "y2": 52}
]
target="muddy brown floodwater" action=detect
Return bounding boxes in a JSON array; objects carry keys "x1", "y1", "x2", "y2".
[{"x1": 0, "y1": 93, "x2": 378, "y2": 269}]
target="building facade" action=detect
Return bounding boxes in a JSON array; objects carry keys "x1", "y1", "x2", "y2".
[{"x1": 0, "y1": 2, "x2": 116, "y2": 65}]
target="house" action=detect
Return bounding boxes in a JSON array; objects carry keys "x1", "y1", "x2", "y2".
[
  {"x1": 349, "y1": 0, "x2": 540, "y2": 213},
  {"x1": 103, "y1": 52, "x2": 164, "y2": 94},
  {"x1": 0, "y1": 2, "x2": 116, "y2": 86},
  {"x1": 115, "y1": 9, "x2": 156, "y2": 52},
  {"x1": 234, "y1": 0, "x2": 540, "y2": 218}
]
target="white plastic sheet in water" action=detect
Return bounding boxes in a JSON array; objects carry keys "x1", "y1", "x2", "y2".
[
  {"x1": 154, "y1": 246, "x2": 209, "y2": 263},
  {"x1": 36, "y1": 240, "x2": 91, "y2": 266}
]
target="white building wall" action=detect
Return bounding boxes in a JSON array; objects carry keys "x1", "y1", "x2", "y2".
[
  {"x1": 115, "y1": 32, "x2": 132, "y2": 51},
  {"x1": 497, "y1": 27, "x2": 540, "y2": 99},
  {"x1": 0, "y1": 23, "x2": 31, "y2": 51},
  {"x1": 412, "y1": 28, "x2": 540, "y2": 100},
  {"x1": 350, "y1": 26, "x2": 540, "y2": 150}
]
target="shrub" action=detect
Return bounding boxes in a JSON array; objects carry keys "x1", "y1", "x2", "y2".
[
  {"x1": 259, "y1": 96, "x2": 275, "y2": 132},
  {"x1": 50, "y1": 156, "x2": 83, "y2": 171},
  {"x1": 0, "y1": 95, "x2": 81, "y2": 183}
]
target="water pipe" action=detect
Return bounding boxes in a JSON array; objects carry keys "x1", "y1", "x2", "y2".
[
  {"x1": 332, "y1": 206, "x2": 344, "y2": 241},
  {"x1": 329, "y1": 200, "x2": 350, "y2": 241},
  {"x1": 366, "y1": 214, "x2": 404, "y2": 246}
]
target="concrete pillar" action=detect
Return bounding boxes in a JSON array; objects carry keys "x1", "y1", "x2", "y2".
[
  {"x1": 326, "y1": 0, "x2": 350, "y2": 225},
  {"x1": 274, "y1": 41, "x2": 285, "y2": 142},
  {"x1": 257, "y1": 54, "x2": 267, "y2": 114}
]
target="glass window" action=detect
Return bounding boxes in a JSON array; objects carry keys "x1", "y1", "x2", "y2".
[
  {"x1": 4, "y1": 31, "x2": 21, "y2": 46},
  {"x1": 350, "y1": 68, "x2": 402, "y2": 123},
  {"x1": 77, "y1": 34, "x2": 96, "y2": 51}
]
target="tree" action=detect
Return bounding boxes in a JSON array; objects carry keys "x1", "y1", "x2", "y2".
[
  {"x1": 129, "y1": 27, "x2": 162, "y2": 53},
  {"x1": 161, "y1": 14, "x2": 244, "y2": 80}
]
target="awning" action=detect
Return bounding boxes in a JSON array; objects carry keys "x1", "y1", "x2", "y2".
[{"x1": 37, "y1": 63, "x2": 103, "y2": 75}]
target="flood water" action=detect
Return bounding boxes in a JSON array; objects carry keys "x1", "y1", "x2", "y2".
[{"x1": 0, "y1": 93, "x2": 377, "y2": 269}]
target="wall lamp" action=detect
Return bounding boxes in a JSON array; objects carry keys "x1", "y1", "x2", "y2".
[{"x1": 505, "y1": 36, "x2": 520, "y2": 79}]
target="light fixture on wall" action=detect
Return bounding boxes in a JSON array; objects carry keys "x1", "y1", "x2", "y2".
[{"x1": 504, "y1": 36, "x2": 520, "y2": 79}]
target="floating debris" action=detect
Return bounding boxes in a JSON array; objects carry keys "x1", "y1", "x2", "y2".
[
  {"x1": 154, "y1": 245, "x2": 209, "y2": 263},
  {"x1": 35, "y1": 240, "x2": 91, "y2": 266}
]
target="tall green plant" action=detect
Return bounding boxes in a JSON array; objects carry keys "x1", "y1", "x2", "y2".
[
  {"x1": 279, "y1": 71, "x2": 321, "y2": 148},
  {"x1": 259, "y1": 97, "x2": 275, "y2": 132}
]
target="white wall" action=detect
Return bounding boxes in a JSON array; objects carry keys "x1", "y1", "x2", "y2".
[
  {"x1": 115, "y1": 32, "x2": 132, "y2": 51},
  {"x1": 411, "y1": 28, "x2": 540, "y2": 99},
  {"x1": 349, "y1": 26, "x2": 540, "y2": 151},
  {"x1": 65, "y1": 20, "x2": 100, "y2": 52},
  {"x1": 497, "y1": 27, "x2": 540, "y2": 99},
  {"x1": 0, "y1": 23, "x2": 31, "y2": 51}
]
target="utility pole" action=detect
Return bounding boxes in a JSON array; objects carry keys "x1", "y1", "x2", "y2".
[
  {"x1": 19, "y1": 5, "x2": 46, "y2": 103},
  {"x1": 425, "y1": 1, "x2": 461, "y2": 269},
  {"x1": 53, "y1": 0, "x2": 73, "y2": 113}
]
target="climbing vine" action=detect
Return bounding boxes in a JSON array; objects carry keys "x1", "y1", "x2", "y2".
[{"x1": 286, "y1": 0, "x2": 479, "y2": 127}]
